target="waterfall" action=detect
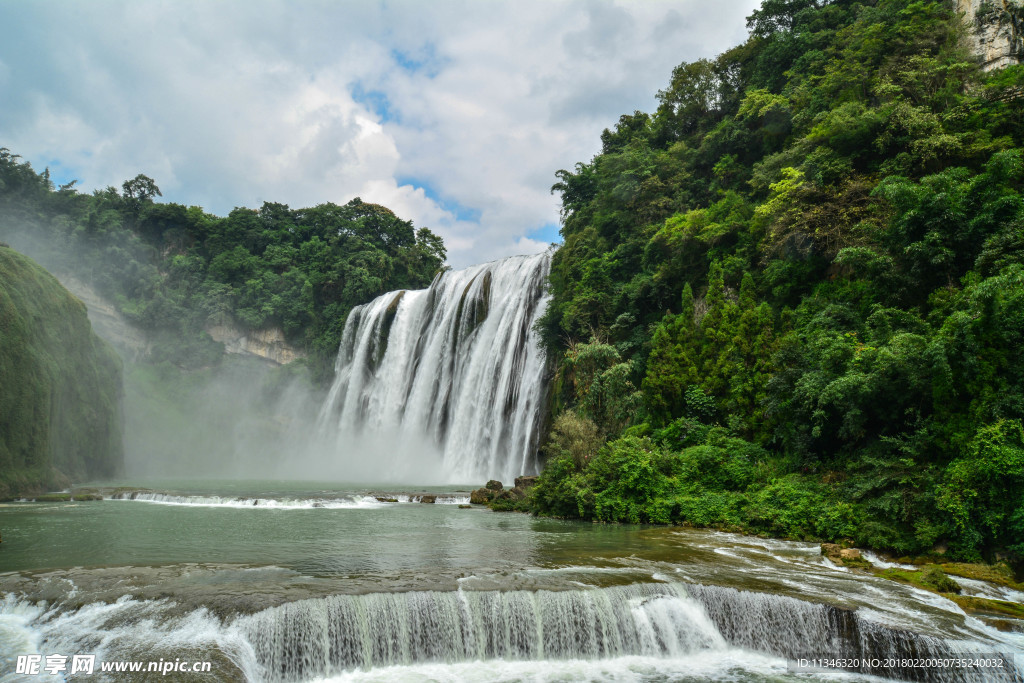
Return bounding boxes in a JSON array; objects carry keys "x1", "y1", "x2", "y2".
[
  {"x1": 230, "y1": 584, "x2": 1021, "y2": 682},
  {"x1": 317, "y1": 252, "x2": 552, "y2": 483},
  {"x1": 6, "y1": 582, "x2": 1020, "y2": 682}
]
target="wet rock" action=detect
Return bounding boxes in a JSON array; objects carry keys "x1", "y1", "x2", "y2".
[
  {"x1": 821, "y1": 543, "x2": 843, "y2": 563},
  {"x1": 375, "y1": 497, "x2": 399, "y2": 503},
  {"x1": 458, "y1": 504, "x2": 472, "y2": 509},
  {"x1": 841, "y1": 553, "x2": 872, "y2": 569},
  {"x1": 419, "y1": 495, "x2": 436, "y2": 504},
  {"x1": 514, "y1": 475, "x2": 539, "y2": 490},
  {"x1": 840, "y1": 548, "x2": 861, "y2": 560},
  {"x1": 485, "y1": 480, "x2": 503, "y2": 491},
  {"x1": 470, "y1": 488, "x2": 493, "y2": 504}
]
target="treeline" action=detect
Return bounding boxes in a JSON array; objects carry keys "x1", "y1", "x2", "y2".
[
  {"x1": 532, "y1": 0, "x2": 1024, "y2": 563},
  {"x1": 0, "y1": 150, "x2": 447, "y2": 378}
]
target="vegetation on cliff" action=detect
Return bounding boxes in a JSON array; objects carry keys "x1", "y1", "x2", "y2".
[
  {"x1": 533, "y1": 0, "x2": 1024, "y2": 564},
  {"x1": 0, "y1": 150, "x2": 447, "y2": 378},
  {"x1": 0, "y1": 246, "x2": 123, "y2": 496}
]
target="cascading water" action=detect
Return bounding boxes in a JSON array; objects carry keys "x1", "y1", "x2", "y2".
[
  {"x1": 6, "y1": 581, "x2": 1019, "y2": 682},
  {"x1": 316, "y1": 252, "x2": 552, "y2": 483}
]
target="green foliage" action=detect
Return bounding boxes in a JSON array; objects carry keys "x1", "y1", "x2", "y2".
[
  {"x1": 0, "y1": 150, "x2": 447, "y2": 379},
  {"x1": 535, "y1": 0, "x2": 1024, "y2": 561},
  {"x1": 0, "y1": 247, "x2": 123, "y2": 496},
  {"x1": 937, "y1": 420, "x2": 1024, "y2": 558}
]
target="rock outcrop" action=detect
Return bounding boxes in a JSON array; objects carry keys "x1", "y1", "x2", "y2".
[
  {"x1": 957, "y1": 0, "x2": 1023, "y2": 70},
  {"x1": 53, "y1": 273, "x2": 151, "y2": 362},
  {"x1": 206, "y1": 323, "x2": 304, "y2": 365}
]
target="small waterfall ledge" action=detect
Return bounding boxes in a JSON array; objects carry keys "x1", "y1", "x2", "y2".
[{"x1": 317, "y1": 252, "x2": 553, "y2": 483}]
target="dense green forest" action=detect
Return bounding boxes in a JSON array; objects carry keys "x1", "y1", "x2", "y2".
[
  {"x1": 0, "y1": 150, "x2": 447, "y2": 379},
  {"x1": 530, "y1": 0, "x2": 1024, "y2": 563},
  {"x1": 0, "y1": 246, "x2": 123, "y2": 497}
]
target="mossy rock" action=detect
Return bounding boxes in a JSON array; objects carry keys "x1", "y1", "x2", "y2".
[
  {"x1": 470, "y1": 488, "x2": 493, "y2": 504},
  {"x1": 949, "y1": 595, "x2": 1024, "y2": 619},
  {"x1": 921, "y1": 566, "x2": 962, "y2": 594},
  {"x1": 878, "y1": 566, "x2": 961, "y2": 595},
  {"x1": 841, "y1": 555, "x2": 873, "y2": 569},
  {"x1": 940, "y1": 562, "x2": 1023, "y2": 590},
  {"x1": 33, "y1": 493, "x2": 72, "y2": 502}
]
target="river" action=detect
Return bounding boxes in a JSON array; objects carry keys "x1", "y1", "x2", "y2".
[{"x1": 1, "y1": 480, "x2": 1021, "y2": 682}]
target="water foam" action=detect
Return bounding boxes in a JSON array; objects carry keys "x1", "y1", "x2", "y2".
[{"x1": 317, "y1": 253, "x2": 552, "y2": 483}]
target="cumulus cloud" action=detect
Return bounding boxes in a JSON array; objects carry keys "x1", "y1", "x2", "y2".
[{"x1": 0, "y1": 0, "x2": 760, "y2": 267}]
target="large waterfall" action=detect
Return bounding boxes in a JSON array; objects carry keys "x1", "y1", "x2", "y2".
[{"x1": 317, "y1": 252, "x2": 552, "y2": 483}]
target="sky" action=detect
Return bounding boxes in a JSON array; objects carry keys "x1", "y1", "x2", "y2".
[{"x1": 0, "y1": 0, "x2": 761, "y2": 268}]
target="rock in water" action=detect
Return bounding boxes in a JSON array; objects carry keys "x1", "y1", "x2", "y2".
[
  {"x1": 485, "y1": 480, "x2": 503, "y2": 491},
  {"x1": 470, "y1": 488, "x2": 493, "y2": 504}
]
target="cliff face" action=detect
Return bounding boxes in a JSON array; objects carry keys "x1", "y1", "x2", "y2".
[
  {"x1": 0, "y1": 247, "x2": 124, "y2": 496},
  {"x1": 51, "y1": 272, "x2": 303, "y2": 366},
  {"x1": 205, "y1": 323, "x2": 305, "y2": 365},
  {"x1": 958, "y1": 0, "x2": 1023, "y2": 70}
]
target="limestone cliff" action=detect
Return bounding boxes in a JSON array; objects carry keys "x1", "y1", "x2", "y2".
[
  {"x1": 51, "y1": 272, "x2": 303, "y2": 366},
  {"x1": 205, "y1": 322, "x2": 305, "y2": 365},
  {"x1": 958, "y1": 0, "x2": 1023, "y2": 70}
]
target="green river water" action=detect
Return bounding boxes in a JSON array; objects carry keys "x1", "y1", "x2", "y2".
[{"x1": 1, "y1": 480, "x2": 1022, "y2": 682}]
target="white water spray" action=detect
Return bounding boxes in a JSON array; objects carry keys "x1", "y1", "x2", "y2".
[{"x1": 316, "y1": 253, "x2": 552, "y2": 483}]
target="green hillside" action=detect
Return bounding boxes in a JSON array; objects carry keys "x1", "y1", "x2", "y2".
[
  {"x1": 0, "y1": 245, "x2": 123, "y2": 497},
  {"x1": 531, "y1": 0, "x2": 1024, "y2": 563}
]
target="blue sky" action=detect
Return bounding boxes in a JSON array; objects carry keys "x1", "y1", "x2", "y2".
[{"x1": 0, "y1": 0, "x2": 760, "y2": 267}]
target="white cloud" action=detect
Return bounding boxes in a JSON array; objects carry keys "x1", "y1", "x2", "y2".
[{"x1": 0, "y1": 0, "x2": 761, "y2": 267}]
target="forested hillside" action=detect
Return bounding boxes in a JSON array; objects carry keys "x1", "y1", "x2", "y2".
[
  {"x1": 0, "y1": 150, "x2": 446, "y2": 378},
  {"x1": 533, "y1": 0, "x2": 1024, "y2": 563},
  {"x1": 0, "y1": 246, "x2": 123, "y2": 497}
]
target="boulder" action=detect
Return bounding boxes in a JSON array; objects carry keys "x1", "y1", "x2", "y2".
[
  {"x1": 485, "y1": 480, "x2": 503, "y2": 491},
  {"x1": 470, "y1": 488, "x2": 493, "y2": 504},
  {"x1": 821, "y1": 543, "x2": 843, "y2": 563},
  {"x1": 509, "y1": 487, "x2": 527, "y2": 500},
  {"x1": 419, "y1": 495, "x2": 436, "y2": 504},
  {"x1": 840, "y1": 548, "x2": 861, "y2": 560},
  {"x1": 514, "y1": 476, "x2": 539, "y2": 490}
]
